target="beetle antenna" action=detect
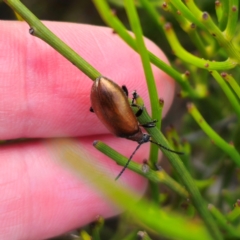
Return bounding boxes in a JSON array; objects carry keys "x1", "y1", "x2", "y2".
[
  {"x1": 150, "y1": 140, "x2": 184, "y2": 155},
  {"x1": 115, "y1": 143, "x2": 143, "y2": 181}
]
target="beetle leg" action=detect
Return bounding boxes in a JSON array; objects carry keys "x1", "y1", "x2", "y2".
[
  {"x1": 130, "y1": 91, "x2": 143, "y2": 116},
  {"x1": 130, "y1": 103, "x2": 144, "y2": 117},
  {"x1": 131, "y1": 90, "x2": 144, "y2": 117},
  {"x1": 140, "y1": 120, "x2": 157, "y2": 128},
  {"x1": 90, "y1": 107, "x2": 94, "y2": 112},
  {"x1": 131, "y1": 90, "x2": 138, "y2": 104},
  {"x1": 135, "y1": 107, "x2": 143, "y2": 117},
  {"x1": 115, "y1": 143, "x2": 143, "y2": 180},
  {"x1": 121, "y1": 85, "x2": 128, "y2": 97}
]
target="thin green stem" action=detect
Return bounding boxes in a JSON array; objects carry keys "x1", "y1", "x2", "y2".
[
  {"x1": 216, "y1": 0, "x2": 229, "y2": 30},
  {"x1": 124, "y1": 0, "x2": 161, "y2": 204},
  {"x1": 124, "y1": 0, "x2": 160, "y2": 122},
  {"x1": 187, "y1": 103, "x2": 240, "y2": 166},
  {"x1": 208, "y1": 204, "x2": 240, "y2": 238},
  {"x1": 211, "y1": 71, "x2": 240, "y2": 119},
  {"x1": 136, "y1": 107, "x2": 223, "y2": 240},
  {"x1": 149, "y1": 142, "x2": 161, "y2": 204},
  {"x1": 215, "y1": 1, "x2": 223, "y2": 25},
  {"x1": 227, "y1": 200, "x2": 240, "y2": 222},
  {"x1": 149, "y1": 53, "x2": 199, "y2": 97},
  {"x1": 188, "y1": 29, "x2": 209, "y2": 59},
  {"x1": 181, "y1": 1, "x2": 225, "y2": 42},
  {"x1": 199, "y1": 11, "x2": 240, "y2": 62},
  {"x1": 221, "y1": 72, "x2": 240, "y2": 99},
  {"x1": 163, "y1": 23, "x2": 236, "y2": 70},
  {"x1": 173, "y1": 0, "x2": 240, "y2": 63},
  {"x1": 166, "y1": 127, "x2": 190, "y2": 170},
  {"x1": 139, "y1": 0, "x2": 208, "y2": 94},
  {"x1": 4, "y1": 0, "x2": 100, "y2": 80},
  {"x1": 139, "y1": 0, "x2": 165, "y2": 34},
  {"x1": 167, "y1": 0, "x2": 206, "y2": 29},
  {"x1": 143, "y1": 0, "x2": 209, "y2": 59},
  {"x1": 224, "y1": 0, "x2": 239, "y2": 41},
  {"x1": 91, "y1": 216, "x2": 104, "y2": 240},
  {"x1": 194, "y1": 178, "x2": 215, "y2": 191},
  {"x1": 93, "y1": 141, "x2": 189, "y2": 199},
  {"x1": 183, "y1": 0, "x2": 204, "y2": 19}
]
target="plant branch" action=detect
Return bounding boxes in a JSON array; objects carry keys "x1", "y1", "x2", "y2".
[{"x1": 3, "y1": 0, "x2": 100, "y2": 80}]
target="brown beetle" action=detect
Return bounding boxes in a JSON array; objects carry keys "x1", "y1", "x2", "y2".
[{"x1": 90, "y1": 76, "x2": 182, "y2": 180}]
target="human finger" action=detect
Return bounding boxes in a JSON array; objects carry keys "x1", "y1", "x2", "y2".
[{"x1": 0, "y1": 21, "x2": 175, "y2": 139}]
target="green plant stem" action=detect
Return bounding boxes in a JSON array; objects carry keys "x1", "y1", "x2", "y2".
[
  {"x1": 211, "y1": 71, "x2": 240, "y2": 119},
  {"x1": 93, "y1": 141, "x2": 189, "y2": 199},
  {"x1": 184, "y1": 0, "x2": 205, "y2": 19},
  {"x1": 168, "y1": 2, "x2": 209, "y2": 58},
  {"x1": 92, "y1": 0, "x2": 201, "y2": 98},
  {"x1": 227, "y1": 200, "x2": 240, "y2": 222},
  {"x1": 208, "y1": 204, "x2": 240, "y2": 238},
  {"x1": 142, "y1": 0, "x2": 209, "y2": 60},
  {"x1": 221, "y1": 72, "x2": 240, "y2": 99},
  {"x1": 215, "y1": 1, "x2": 223, "y2": 25},
  {"x1": 151, "y1": 98, "x2": 163, "y2": 204},
  {"x1": 136, "y1": 107, "x2": 222, "y2": 240},
  {"x1": 91, "y1": 216, "x2": 104, "y2": 240},
  {"x1": 124, "y1": 0, "x2": 161, "y2": 204},
  {"x1": 172, "y1": 0, "x2": 240, "y2": 64},
  {"x1": 167, "y1": 0, "x2": 206, "y2": 29},
  {"x1": 187, "y1": 28, "x2": 209, "y2": 59},
  {"x1": 4, "y1": 0, "x2": 100, "y2": 80},
  {"x1": 123, "y1": 0, "x2": 160, "y2": 128},
  {"x1": 166, "y1": 127, "x2": 190, "y2": 170},
  {"x1": 188, "y1": 103, "x2": 240, "y2": 166},
  {"x1": 163, "y1": 23, "x2": 236, "y2": 70},
  {"x1": 224, "y1": 0, "x2": 239, "y2": 41},
  {"x1": 199, "y1": 11, "x2": 240, "y2": 62},
  {"x1": 216, "y1": 0, "x2": 229, "y2": 30},
  {"x1": 194, "y1": 178, "x2": 215, "y2": 191}
]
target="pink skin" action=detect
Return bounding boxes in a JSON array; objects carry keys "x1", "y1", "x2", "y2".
[{"x1": 0, "y1": 21, "x2": 175, "y2": 239}]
